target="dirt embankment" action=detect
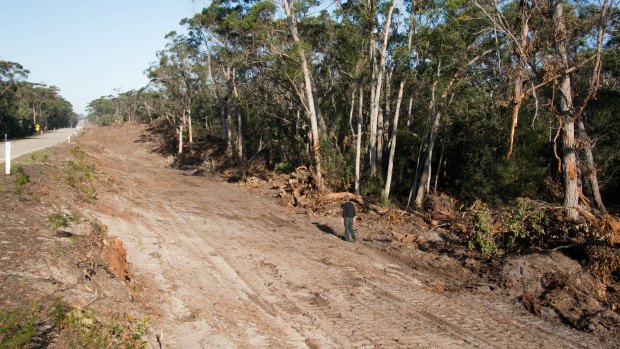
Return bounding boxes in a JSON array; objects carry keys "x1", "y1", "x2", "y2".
[{"x1": 0, "y1": 124, "x2": 617, "y2": 348}]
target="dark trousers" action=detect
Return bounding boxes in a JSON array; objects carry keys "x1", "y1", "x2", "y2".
[{"x1": 344, "y1": 218, "x2": 356, "y2": 241}]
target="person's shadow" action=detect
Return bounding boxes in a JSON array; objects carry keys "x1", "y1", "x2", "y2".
[{"x1": 312, "y1": 222, "x2": 344, "y2": 240}]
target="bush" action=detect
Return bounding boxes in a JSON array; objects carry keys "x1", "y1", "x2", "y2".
[
  {"x1": 48, "y1": 212, "x2": 82, "y2": 230},
  {"x1": 275, "y1": 162, "x2": 294, "y2": 174},
  {"x1": 321, "y1": 140, "x2": 355, "y2": 192},
  {"x1": 13, "y1": 164, "x2": 29, "y2": 193},
  {"x1": 0, "y1": 299, "x2": 68, "y2": 348},
  {"x1": 503, "y1": 198, "x2": 550, "y2": 252},
  {"x1": 66, "y1": 144, "x2": 97, "y2": 201},
  {"x1": 467, "y1": 202, "x2": 501, "y2": 257},
  {"x1": 361, "y1": 175, "x2": 384, "y2": 197}
]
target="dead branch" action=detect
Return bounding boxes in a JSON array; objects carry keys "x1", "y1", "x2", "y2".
[{"x1": 322, "y1": 192, "x2": 365, "y2": 205}]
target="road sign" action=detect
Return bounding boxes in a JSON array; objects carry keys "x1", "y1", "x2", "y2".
[{"x1": 35, "y1": 124, "x2": 40, "y2": 132}]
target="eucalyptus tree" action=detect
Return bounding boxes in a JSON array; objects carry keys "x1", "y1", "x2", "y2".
[
  {"x1": 384, "y1": 0, "x2": 418, "y2": 200},
  {"x1": 275, "y1": 0, "x2": 325, "y2": 185},
  {"x1": 412, "y1": 0, "x2": 495, "y2": 208},
  {"x1": 474, "y1": 0, "x2": 615, "y2": 219},
  {"x1": 367, "y1": 0, "x2": 399, "y2": 177},
  {"x1": 16, "y1": 83, "x2": 73, "y2": 130},
  {"x1": 184, "y1": 0, "x2": 279, "y2": 160},
  {"x1": 87, "y1": 96, "x2": 116, "y2": 125},
  {"x1": 0, "y1": 60, "x2": 29, "y2": 97},
  {"x1": 148, "y1": 32, "x2": 200, "y2": 154}
]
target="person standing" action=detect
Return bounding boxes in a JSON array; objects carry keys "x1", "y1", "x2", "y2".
[{"x1": 341, "y1": 195, "x2": 356, "y2": 242}]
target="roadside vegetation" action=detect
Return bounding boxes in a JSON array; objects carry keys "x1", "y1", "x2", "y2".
[
  {"x1": 66, "y1": 143, "x2": 97, "y2": 202},
  {"x1": 0, "y1": 298, "x2": 148, "y2": 349}
]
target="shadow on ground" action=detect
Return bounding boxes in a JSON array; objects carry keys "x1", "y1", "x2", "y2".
[{"x1": 312, "y1": 222, "x2": 344, "y2": 240}]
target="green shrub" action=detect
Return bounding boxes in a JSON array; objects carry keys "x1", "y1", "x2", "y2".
[
  {"x1": 63, "y1": 310, "x2": 149, "y2": 349},
  {"x1": 48, "y1": 212, "x2": 82, "y2": 230},
  {"x1": 0, "y1": 306, "x2": 40, "y2": 348},
  {"x1": 321, "y1": 140, "x2": 355, "y2": 192},
  {"x1": 503, "y1": 198, "x2": 550, "y2": 252},
  {"x1": 0, "y1": 299, "x2": 68, "y2": 349},
  {"x1": 361, "y1": 175, "x2": 384, "y2": 197},
  {"x1": 13, "y1": 164, "x2": 29, "y2": 192},
  {"x1": 275, "y1": 162, "x2": 294, "y2": 174},
  {"x1": 66, "y1": 144, "x2": 97, "y2": 201},
  {"x1": 0, "y1": 299, "x2": 151, "y2": 349},
  {"x1": 468, "y1": 202, "x2": 501, "y2": 257}
]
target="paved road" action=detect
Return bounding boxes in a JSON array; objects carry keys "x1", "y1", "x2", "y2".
[{"x1": 0, "y1": 127, "x2": 80, "y2": 163}]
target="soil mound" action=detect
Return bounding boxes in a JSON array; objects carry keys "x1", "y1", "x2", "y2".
[{"x1": 500, "y1": 251, "x2": 620, "y2": 335}]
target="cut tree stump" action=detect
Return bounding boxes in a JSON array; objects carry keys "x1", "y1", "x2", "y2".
[{"x1": 103, "y1": 238, "x2": 129, "y2": 281}]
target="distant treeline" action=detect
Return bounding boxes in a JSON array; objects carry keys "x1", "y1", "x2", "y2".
[
  {"x1": 87, "y1": 0, "x2": 620, "y2": 214},
  {"x1": 0, "y1": 60, "x2": 78, "y2": 138}
]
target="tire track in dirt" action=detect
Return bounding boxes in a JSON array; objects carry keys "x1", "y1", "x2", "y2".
[{"x1": 83, "y1": 126, "x2": 609, "y2": 348}]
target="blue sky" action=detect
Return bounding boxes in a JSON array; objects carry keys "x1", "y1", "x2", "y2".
[{"x1": 1, "y1": 0, "x2": 201, "y2": 114}]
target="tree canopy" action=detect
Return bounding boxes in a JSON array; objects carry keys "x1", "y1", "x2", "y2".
[{"x1": 0, "y1": 60, "x2": 77, "y2": 138}]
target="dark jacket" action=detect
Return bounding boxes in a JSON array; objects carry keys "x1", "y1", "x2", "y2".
[{"x1": 342, "y1": 201, "x2": 356, "y2": 218}]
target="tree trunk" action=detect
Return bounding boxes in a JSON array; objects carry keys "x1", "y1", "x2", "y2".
[
  {"x1": 178, "y1": 124, "x2": 184, "y2": 154},
  {"x1": 348, "y1": 87, "x2": 356, "y2": 137},
  {"x1": 368, "y1": 0, "x2": 377, "y2": 176},
  {"x1": 282, "y1": 0, "x2": 322, "y2": 185},
  {"x1": 384, "y1": 69, "x2": 392, "y2": 145},
  {"x1": 553, "y1": 0, "x2": 579, "y2": 220},
  {"x1": 368, "y1": 0, "x2": 397, "y2": 177},
  {"x1": 577, "y1": 118, "x2": 607, "y2": 213},
  {"x1": 433, "y1": 140, "x2": 445, "y2": 192},
  {"x1": 355, "y1": 85, "x2": 364, "y2": 194},
  {"x1": 506, "y1": 0, "x2": 530, "y2": 159},
  {"x1": 415, "y1": 109, "x2": 442, "y2": 208},
  {"x1": 384, "y1": 10, "x2": 414, "y2": 199},
  {"x1": 233, "y1": 80, "x2": 243, "y2": 160},
  {"x1": 32, "y1": 106, "x2": 37, "y2": 126},
  {"x1": 572, "y1": 0, "x2": 609, "y2": 214},
  {"x1": 384, "y1": 78, "x2": 405, "y2": 199},
  {"x1": 218, "y1": 90, "x2": 232, "y2": 154},
  {"x1": 406, "y1": 135, "x2": 425, "y2": 208},
  {"x1": 226, "y1": 92, "x2": 234, "y2": 155},
  {"x1": 187, "y1": 105, "x2": 193, "y2": 145},
  {"x1": 377, "y1": 105, "x2": 384, "y2": 173},
  {"x1": 406, "y1": 95, "x2": 414, "y2": 128}
]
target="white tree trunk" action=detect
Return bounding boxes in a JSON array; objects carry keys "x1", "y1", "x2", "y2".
[
  {"x1": 384, "y1": 79, "x2": 405, "y2": 199},
  {"x1": 384, "y1": 11, "x2": 414, "y2": 199},
  {"x1": 281, "y1": 0, "x2": 322, "y2": 185},
  {"x1": 406, "y1": 95, "x2": 414, "y2": 128},
  {"x1": 355, "y1": 86, "x2": 364, "y2": 194},
  {"x1": 178, "y1": 125, "x2": 184, "y2": 154},
  {"x1": 188, "y1": 106, "x2": 193, "y2": 145},
  {"x1": 368, "y1": 0, "x2": 397, "y2": 177}
]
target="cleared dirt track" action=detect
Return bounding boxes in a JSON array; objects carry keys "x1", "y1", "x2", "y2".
[{"x1": 83, "y1": 125, "x2": 609, "y2": 348}]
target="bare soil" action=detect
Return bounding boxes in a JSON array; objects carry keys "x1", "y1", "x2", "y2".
[{"x1": 1, "y1": 124, "x2": 617, "y2": 348}]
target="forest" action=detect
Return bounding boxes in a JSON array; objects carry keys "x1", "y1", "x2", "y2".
[
  {"x1": 0, "y1": 61, "x2": 78, "y2": 138},
  {"x1": 86, "y1": 0, "x2": 620, "y2": 219}
]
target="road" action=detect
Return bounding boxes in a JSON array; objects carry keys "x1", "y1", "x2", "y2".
[
  {"x1": 0, "y1": 126, "x2": 80, "y2": 163},
  {"x1": 80, "y1": 125, "x2": 610, "y2": 348}
]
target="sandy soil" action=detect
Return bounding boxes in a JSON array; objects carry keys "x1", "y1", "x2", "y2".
[{"x1": 79, "y1": 125, "x2": 611, "y2": 348}]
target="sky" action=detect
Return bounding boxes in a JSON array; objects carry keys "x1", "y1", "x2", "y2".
[{"x1": 1, "y1": 0, "x2": 203, "y2": 114}]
